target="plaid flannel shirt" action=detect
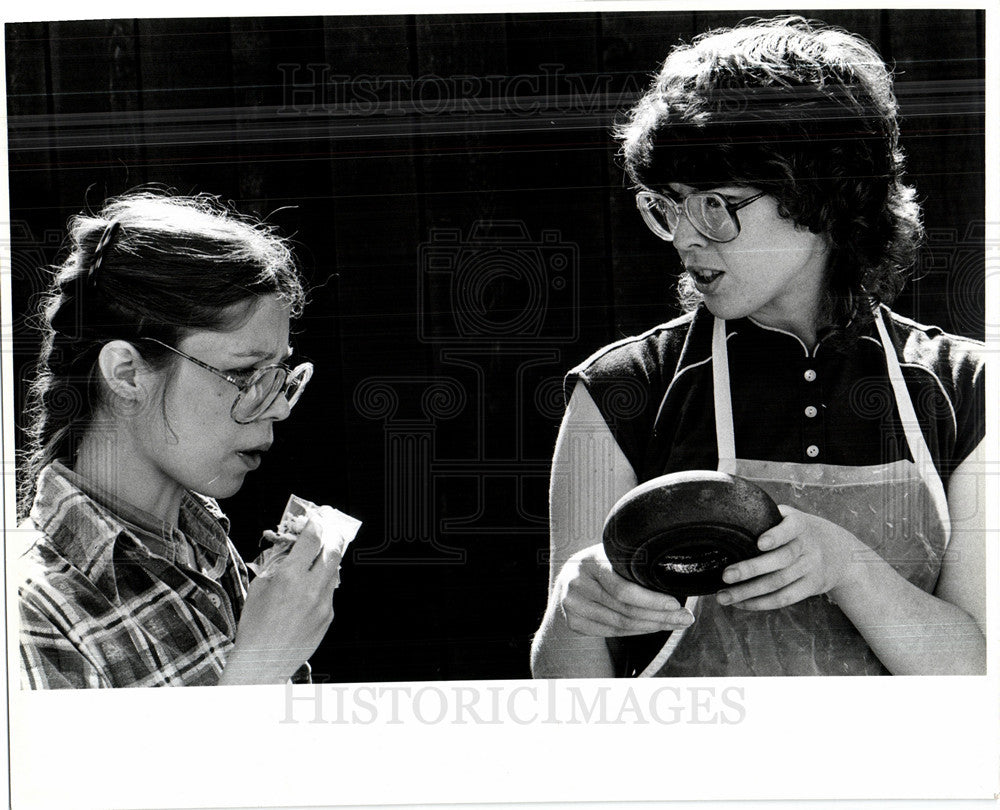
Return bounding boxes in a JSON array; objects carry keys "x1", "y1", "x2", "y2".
[{"x1": 17, "y1": 462, "x2": 250, "y2": 688}]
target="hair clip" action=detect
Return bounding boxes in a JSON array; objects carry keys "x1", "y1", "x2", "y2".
[{"x1": 86, "y1": 220, "x2": 121, "y2": 286}]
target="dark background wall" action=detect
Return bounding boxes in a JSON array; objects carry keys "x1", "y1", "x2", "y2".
[{"x1": 5, "y1": 10, "x2": 986, "y2": 682}]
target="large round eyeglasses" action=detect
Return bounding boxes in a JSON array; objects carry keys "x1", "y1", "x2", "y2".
[
  {"x1": 141, "y1": 338, "x2": 314, "y2": 423},
  {"x1": 636, "y1": 189, "x2": 766, "y2": 243}
]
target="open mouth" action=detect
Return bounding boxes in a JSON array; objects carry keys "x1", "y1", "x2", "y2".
[
  {"x1": 687, "y1": 266, "x2": 724, "y2": 285},
  {"x1": 236, "y1": 448, "x2": 267, "y2": 468}
]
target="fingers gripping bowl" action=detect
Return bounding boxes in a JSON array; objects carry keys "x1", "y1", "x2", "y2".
[{"x1": 602, "y1": 471, "x2": 781, "y2": 598}]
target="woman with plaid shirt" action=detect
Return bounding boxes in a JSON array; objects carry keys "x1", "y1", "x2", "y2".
[{"x1": 17, "y1": 189, "x2": 343, "y2": 688}]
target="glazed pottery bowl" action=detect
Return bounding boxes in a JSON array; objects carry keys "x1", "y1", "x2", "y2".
[{"x1": 602, "y1": 470, "x2": 782, "y2": 597}]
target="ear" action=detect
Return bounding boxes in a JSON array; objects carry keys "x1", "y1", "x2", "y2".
[{"x1": 96, "y1": 340, "x2": 153, "y2": 403}]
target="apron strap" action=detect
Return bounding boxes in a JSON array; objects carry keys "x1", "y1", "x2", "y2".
[
  {"x1": 873, "y1": 308, "x2": 951, "y2": 542},
  {"x1": 712, "y1": 318, "x2": 737, "y2": 475},
  {"x1": 637, "y1": 595, "x2": 699, "y2": 678}
]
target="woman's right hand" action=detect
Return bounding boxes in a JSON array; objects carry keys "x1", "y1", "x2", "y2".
[
  {"x1": 553, "y1": 543, "x2": 695, "y2": 637},
  {"x1": 219, "y1": 507, "x2": 345, "y2": 685}
]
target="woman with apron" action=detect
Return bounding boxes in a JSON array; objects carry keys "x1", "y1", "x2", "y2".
[{"x1": 531, "y1": 17, "x2": 985, "y2": 678}]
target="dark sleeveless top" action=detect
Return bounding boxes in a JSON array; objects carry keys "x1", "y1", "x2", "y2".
[{"x1": 565, "y1": 306, "x2": 984, "y2": 676}]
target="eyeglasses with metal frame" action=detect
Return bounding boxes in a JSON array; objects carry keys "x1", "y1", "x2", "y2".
[{"x1": 141, "y1": 337, "x2": 314, "y2": 424}]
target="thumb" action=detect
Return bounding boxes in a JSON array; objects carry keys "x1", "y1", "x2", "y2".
[{"x1": 283, "y1": 516, "x2": 322, "y2": 567}]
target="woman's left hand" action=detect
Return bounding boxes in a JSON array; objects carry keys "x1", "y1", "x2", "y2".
[{"x1": 715, "y1": 504, "x2": 866, "y2": 610}]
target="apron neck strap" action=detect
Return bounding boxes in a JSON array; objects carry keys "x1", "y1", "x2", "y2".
[
  {"x1": 712, "y1": 317, "x2": 737, "y2": 475},
  {"x1": 872, "y1": 309, "x2": 947, "y2": 510}
]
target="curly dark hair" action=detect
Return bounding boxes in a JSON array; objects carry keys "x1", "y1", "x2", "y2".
[
  {"x1": 18, "y1": 188, "x2": 307, "y2": 519},
  {"x1": 614, "y1": 15, "x2": 923, "y2": 331}
]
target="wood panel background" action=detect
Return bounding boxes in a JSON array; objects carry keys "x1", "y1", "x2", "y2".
[{"x1": 5, "y1": 9, "x2": 986, "y2": 681}]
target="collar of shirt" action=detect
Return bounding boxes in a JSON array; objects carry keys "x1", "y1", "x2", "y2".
[
  {"x1": 735, "y1": 312, "x2": 878, "y2": 358},
  {"x1": 680, "y1": 304, "x2": 884, "y2": 364},
  {"x1": 29, "y1": 461, "x2": 232, "y2": 602}
]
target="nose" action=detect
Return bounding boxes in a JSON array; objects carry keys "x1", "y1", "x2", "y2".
[
  {"x1": 671, "y1": 207, "x2": 707, "y2": 251},
  {"x1": 259, "y1": 392, "x2": 292, "y2": 423}
]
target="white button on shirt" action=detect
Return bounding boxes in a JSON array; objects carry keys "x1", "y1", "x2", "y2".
[
  {"x1": 805, "y1": 405, "x2": 818, "y2": 418},
  {"x1": 804, "y1": 369, "x2": 817, "y2": 382},
  {"x1": 806, "y1": 445, "x2": 820, "y2": 458}
]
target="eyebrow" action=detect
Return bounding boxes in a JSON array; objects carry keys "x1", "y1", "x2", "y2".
[
  {"x1": 714, "y1": 188, "x2": 752, "y2": 198},
  {"x1": 229, "y1": 345, "x2": 294, "y2": 363},
  {"x1": 667, "y1": 187, "x2": 757, "y2": 205}
]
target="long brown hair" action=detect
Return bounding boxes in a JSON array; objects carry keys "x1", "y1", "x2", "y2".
[{"x1": 18, "y1": 188, "x2": 306, "y2": 518}]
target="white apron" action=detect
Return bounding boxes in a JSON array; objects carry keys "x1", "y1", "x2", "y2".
[{"x1": 639, "y1": 310, "x2": 950, "y2": 676}]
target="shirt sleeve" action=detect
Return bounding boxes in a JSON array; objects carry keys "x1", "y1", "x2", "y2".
[
  {"x1": 949, "y1": 346, "x2": 984, "y2": 471},
  {"x1": 19, "y1": 599, "x2": 110, "y2": 689},
  {"x1": 906, "y1": 325, "x2": 986, "y2": 485},
  {"x1": 563, "y1": 317, "x2": 697, "y2": 477}
]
